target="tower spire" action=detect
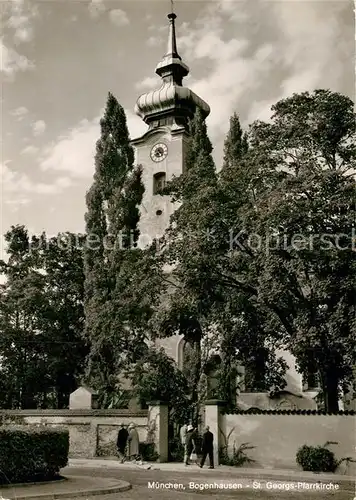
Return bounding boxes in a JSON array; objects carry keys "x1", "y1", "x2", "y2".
[
  {"x1": 166, "y1": 1, "x2": 179, "y2": 58},
  {"x1": 155, "y1": 10, "x2": 188, "y2": 85},
  {"x1": 134, "y1": 6, "x2": 210, "y2": 129},
  {"x1": 166, "y1": 12, "x2": 179, "y2": 58}
]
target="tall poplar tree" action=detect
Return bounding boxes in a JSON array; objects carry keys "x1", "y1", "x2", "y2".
[
  {"x1": 222, "y1": 112, "x2": 248, "y2": 170},
  {"x1": 152, "y1": 109, "x2": 218, "y2": 420},
  {"x1": 84, "y1": 92, "x2": 148, "y2": 403}
]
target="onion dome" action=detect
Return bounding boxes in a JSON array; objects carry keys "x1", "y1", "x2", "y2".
[{"x1": 135, "y1": 12, "x2": 210, "y2": 129}]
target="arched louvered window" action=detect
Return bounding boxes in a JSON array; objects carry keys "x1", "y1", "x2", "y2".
[{"x1": 153, "y1": 172, "x2": 166, "y2": 195}]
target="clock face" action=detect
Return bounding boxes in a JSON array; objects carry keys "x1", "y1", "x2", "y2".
[{"x1": 150, "y1": 143, "x2": 168, "y2": 163}]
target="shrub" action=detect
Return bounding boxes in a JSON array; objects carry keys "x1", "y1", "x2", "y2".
[
  {"x1": 219, "y1": 425, "x2": 256, "y2": 467},
  {"x1": 139, "y1": 442, "x2": 159, "y2": 462},
  {"x1": 219, "y1": 442, "x2": 256, "y2": 467},
  {"x1": 131, "y1": 348, "x2": 192, "y2": 426},
  {"x1": 0, "y1": 426, "x2": 69, "y2": 485},
  {"x1": 296, "y1": 442, "x2": 338, "y2": 472},
  {"x1": 168, "y1": 436, "x2": 184, "y2": 462}
]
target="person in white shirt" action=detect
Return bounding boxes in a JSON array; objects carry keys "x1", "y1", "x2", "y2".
[{"x1": 180, "y1": 423, "x2": 187, "y2": 446}]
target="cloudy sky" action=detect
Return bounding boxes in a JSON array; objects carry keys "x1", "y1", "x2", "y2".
[{"x1": 1, "y1": 0, "x2": 354, "y2": 246}]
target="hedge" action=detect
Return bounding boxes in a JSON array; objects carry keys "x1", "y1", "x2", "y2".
[{"x1": 0, "y1": 426, "x2": 69, "y2": 485}]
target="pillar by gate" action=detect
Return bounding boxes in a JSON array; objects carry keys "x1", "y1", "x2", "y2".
[
  {"x1": 148, "y1": 401, "x2": 169, "y2": 462},
  {"x1": 204, "y1": 400, "x2": 226, "y2": 466}
]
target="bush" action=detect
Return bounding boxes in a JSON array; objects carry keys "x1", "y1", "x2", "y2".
[
  {"x1": 0, "y1": 426, "x2": 69, "y2": 485},
  {"x1": 131, "y1": 348, "x2": 192, "y2": 425},
  {"x1": 139, "y1": 442, "x2": 159, "y2": 462},
  {"x1": 296, "y1": 442, "x2": 338, "y2": 472},
  {"x1": 168, "y1": 436, "x2": 184, "y2": 462},
  {"x1": 219, "y1": 442, "x2": 256, "y2": 467}
]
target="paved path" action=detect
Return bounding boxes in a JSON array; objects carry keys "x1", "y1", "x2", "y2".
[
  {"x1": 0, "y1": 475, "x2": 130, "y2": 500},
  {"x1": 65, "y1": 461, "x2": 355, "y2": 500},
  {"x1": 69, "y1": 457, "x2": 354, "y2": 483},
  {"x1": 1, "y1": 459, "x2": 353, "y2": 500}
]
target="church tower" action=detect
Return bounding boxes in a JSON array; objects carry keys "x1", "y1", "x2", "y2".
[{"x1": 131, "y1": 11, "x2": 210, "y2": 246}]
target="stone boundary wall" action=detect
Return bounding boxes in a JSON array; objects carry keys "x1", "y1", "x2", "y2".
[
  {"x1": 228, "y1": 409, "x2": 356, "y2": 415},
  {"x1": 221, "y1": 413, "x2": 356, "y2": 474},
  {"x1": 0, "y1": 409, "x2": 149, "y2": 458}
]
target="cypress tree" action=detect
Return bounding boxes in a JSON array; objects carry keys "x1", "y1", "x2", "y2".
[
  {"x1": 222, "y1": 112, "x2": 248, "y2": 171},
  {"x1": 167, "y1": 108, "x2": 216, "y2": 204},
  {"x1": 156, "y1": 108, "x2": 218, "y2": 422},
  {"x1": 84, "y1": 92, "x2": 146, "y2": 402}
]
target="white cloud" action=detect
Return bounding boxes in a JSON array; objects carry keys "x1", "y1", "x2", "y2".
[
  {"x1": 170, "y1": 0, "x2": 351, "y2": 139},
  {"x1": 88, "y1": 0, "x2": 106, "y2": 18},
  {"x1": 273, "y1": 1, "x2": 347, "y2": 91},
  {"x1": 21, "y1": 145, "x2": 39, "y2": 155},
  {"x1": 7, "y1": 17, "x2": 33, "y2": 43},
  {"x1": 127, "y1": 110, "x2": 147, "y2": 140},
  {"x1": 5, "y1": 198, "x2": 31, "y2": 206},
  {"x1": 5, "y1": 0, "x2": 38, "y2": 44},
  {"x1": 1, "y1": 162, "x2": 73, "y2": 200},
  {"x1": 0, "y1": 1, "x2": 37, "y2": 81},
  {"x1": 0, "y1": 38, "x2": 35, "y2": 76},
  {"x1": 218, "y1": 0, "x2": 249, "y2": 22},
  {"x1": 246, "y1": 1, "x2": 350, "y2": 123},
  {"x1": 32, "y1": 120, "x2": 46, "y2": 136},
  {"x1": 10, "y1": 106, "x2": 29, "y2": 119},
  {"x1": 39, "y1": 111, "x2": 146, "y2": 179},
  {"x1": 40, "y1": 118, "x2": 101, "y2": 179},
  {"x1": 247, "y1": 99, "x2": 274, "y2": 124},
  {"x1": 147, "y1": 36, "x2": 163, "y2": 48},
  {"x1": 135, "y1": 76, "x2": 159, "y2": 90},
  {"x1": 109, "y1": 9, "x2": 129, "y2": 27},
  {"x1": 148, "y1": 24, "x2": 168, "y2": 34},
  {"x1": 173, "y1": 9, "x2": 251, "y2": 136},
  {"x1": 180, "y1": 33, "x2": 253, "y2": 136}
]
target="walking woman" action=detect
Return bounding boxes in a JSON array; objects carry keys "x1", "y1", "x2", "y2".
[{"x1": 127, "y1": 423, "x2": 140, "y2": 461}]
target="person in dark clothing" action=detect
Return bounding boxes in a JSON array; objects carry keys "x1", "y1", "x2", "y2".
[
  {"x1": 190, "y1": 427, "x2": 200, "y2": 464},
  {"x1": 199, "y1": 426, "x2": 214, "y2": 469},
  {"x1": 117, "y1": 423, "x2": 129, "y2": 463}
]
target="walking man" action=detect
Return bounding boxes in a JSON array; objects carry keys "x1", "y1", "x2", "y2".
[
  {"x1": 117, "y1": 423, "x2": 128, "y2": 463},
  {"x1": 199, "y1": 426, "x2": 214, "y2": 469},
  {"x1": 191, "y1": 426, "x2": 200, "y2": 465}
]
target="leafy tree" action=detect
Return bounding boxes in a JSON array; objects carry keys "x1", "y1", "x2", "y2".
[
  {"x1": 243, "y1": 90, "x2": 356, "y2": 412},
  {"x1": 0, "y1": 226, "x2": 88, "y2": 408},
  {"x1": 34, "y1": 232, "x2": 88, "y2": 407},
  {"x1": 153, "y1": 90, "x2": 355, "y2": 414},
  {"x1": 149, "y1": 109, "x2": 287, "y2": 416},
  {"x1": 199, "y1": 90, "x2": 355, "y2": 412},
  {"x1": 131, "y1": 348, "x2": 192, "y2": 425}
]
